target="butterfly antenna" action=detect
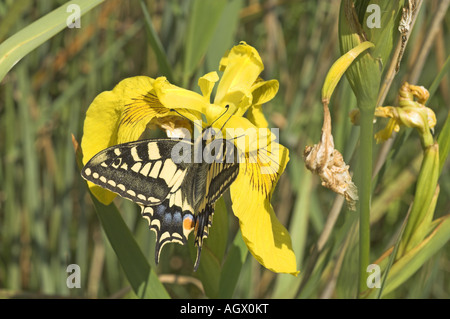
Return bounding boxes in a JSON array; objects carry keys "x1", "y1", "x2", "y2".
[
  {"x1": 208, "y1": 104, "x2": 233, "y2": 131},
  {"x1": 169, "y1": 108, "x2": 203, "y2": 130}
]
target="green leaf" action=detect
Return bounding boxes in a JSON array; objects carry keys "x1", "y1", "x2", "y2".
[
  {"x1": 367, "y1": 215, "x2": 450, "y2": 298},
  {"x1": 183, "y1": 0, "x2": 227, "y2": 86},
  {"x1": 437, "y1": 112, "x2": 450, "y2": 175},
  {"x1": 90, "y1": 195, "x2": 169, "y2": 299},
  {"x1": 139, "y1": 0, "x2": 174, "y2": 83},
  {"x1": 399, "y1": 143, "x2": 439, "y2": 255},
  {"x1": 218, "y1": 229, "x2": 248, "y2": 298},
  {"x1": 427, "y1": 55, "x2": 450, "y2": 103},
  {"x1": 0, "y1": 0, "x2": 33, "y2": 42},
  {"x1": 205, "y1": 0, "x2": 243, "y2": 73},
  {"x1": 0, "y1": 0, "x2": 104, "y2": 82}
]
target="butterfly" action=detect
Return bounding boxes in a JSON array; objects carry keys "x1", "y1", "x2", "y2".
[{"x1": 81, "y1": 110, "x2": 240, "y2": 271}]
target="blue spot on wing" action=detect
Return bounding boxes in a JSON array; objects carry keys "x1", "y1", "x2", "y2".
[
  {"x1": 173, "y1": 212, "x2": 182, "y2": 224},
  {"x1": 142, "y1": 198, "x2": 194, "y2": 266},
  {"x1": 155, "y1": 203, "x2": 166, "y2": 216},
  {"x1": 163, "y1": 213, "x2": 172, "y2": 225}
]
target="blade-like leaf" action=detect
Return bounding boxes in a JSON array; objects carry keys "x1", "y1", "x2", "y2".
[
  {"x1": 218, "y1": 229, "x2": 248, "y2": 298},
  {"x1": 437, "y1": 112, "x2": 450, "y2": 175},
  {"x1": 205, "y1": 0, "x2": 243, "y2": 73},
  {"x1": 0, "y1": 0, "x2": 104, "y2": 82},
  {"x1": 139, "y1": 0, "x2": 174, "y2": 83},
  {"x1": 182, "y1": 0, "x2": 227, "y2": 86},
  {"x1": 365, "y1": 215, "x2": 450, "y2": 298},
  {"x1": 90, "y1": 193, "x2": 170, "y2": 299}
]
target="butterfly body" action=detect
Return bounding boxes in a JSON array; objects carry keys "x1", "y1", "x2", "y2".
[{"x1": 81, "y1": 128, "x2": 239, "y2": 270}]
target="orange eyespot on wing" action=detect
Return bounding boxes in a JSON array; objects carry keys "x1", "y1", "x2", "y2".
[{"x1": 183, "y1": 215, "x2": 195, "y2": 232}]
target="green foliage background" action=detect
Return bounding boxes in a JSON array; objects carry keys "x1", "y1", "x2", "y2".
[{"x1": 0, "y1": 0, "x2": 448, "y2": 298}]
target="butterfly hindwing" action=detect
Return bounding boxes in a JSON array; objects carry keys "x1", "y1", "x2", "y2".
[{"x1": 140, "y1": 198, "x2": 195, "y2": 265}]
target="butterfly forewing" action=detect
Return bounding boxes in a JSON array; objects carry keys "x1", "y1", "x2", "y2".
[{"x1": 82, "y1": 139, "x2": 192, "y2": 206}]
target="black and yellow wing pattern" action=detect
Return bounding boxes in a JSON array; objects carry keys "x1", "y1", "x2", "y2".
[{"x1": 81, "y1": 132, "x2": 239, "y2": 270}]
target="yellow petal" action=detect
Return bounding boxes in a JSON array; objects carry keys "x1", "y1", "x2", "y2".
[
  {"x1": 154, "y1": 77, "x2": 209, "y2": 115},
  {"x1": 375, "y1": 118, "x2": 399, "y2": 143},
  {"x1": 220, "y1": 86, "x2": 252, "y2": 116},
  {"x1": 198, "y1": 71, "x2": 219, "y2": 101},
  {"x1": 230, "y1": 143, "x2": 299, "y2": 275},
  {"x1": 81, "y1": 76, "x2": 160, "y2": 204},
  {"x1": 116, "y1": 80, "x2": 170, "y2": 144},
  {"x1": 246, "y1": 105, "x2": 269, "y2": 128},
  {"x1": 223, "y1": 116, "x2": 277, "y2": 156},
  {"x1": 374, "y1": 106, "x2": 397, "y2": 118},
  {"x1": 397, "y1": 106, "x2": 433, "y2": 134},
  {"x1": 215, "y1": 42, "x2": 264, "y2": 105},
  {"x1": 251, "y1": 79, "x2": 279, "y2": 106},
  {"x1": 204, "y1": 103, "x2": 230, "y2": 126},
  {"x1": 81, "y1": 76, "x2": 199, "y2": 204}
]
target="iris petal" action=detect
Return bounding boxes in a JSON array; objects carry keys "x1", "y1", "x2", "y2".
[
  {"x1": 198, "y1": 71, "x2": 219, "y2": 101},
  {"x1": 215, "y1": 42, "x2": 264, "y2": 106},
  {"x1": 251, "y1": 79, "x2": 279, "y2": 106},
  {"x1": 230, "y1": 143, "x2": 299, "y2": 275},
  {"x1": 247, "y1": 105, "x2": 269, "y2": 128},
  {"x1": 154, "y1": 77, "x2": 210, "y2": 115},
  {"x1": 81, "y1": 76, "x2": 161, "y2": 204}
]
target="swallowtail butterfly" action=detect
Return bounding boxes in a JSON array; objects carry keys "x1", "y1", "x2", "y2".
[{"x1": 81, "y1": 112, "x2": 240, "y2": 271}]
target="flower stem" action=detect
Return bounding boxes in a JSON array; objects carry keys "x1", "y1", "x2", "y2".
[{"x1": 358, "y1": 108, "x2": 374, "y2": 295}]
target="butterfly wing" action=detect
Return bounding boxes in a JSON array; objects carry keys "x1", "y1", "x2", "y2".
[
  {"x1": 190, "y1": 138, "x2": 240, "y2": 270},
  {"x1": 140, "y1": 198, "x2": 195, "y2": 265},
  {"x1": 81, "y1": 136, "x2": 241, "y2": 271},
  {"x1": 81, "y1": 138, "x2": 197, "y2": 264},
  {"x1": 81, "y1": 139, "x2": 193, "y2": 206}
]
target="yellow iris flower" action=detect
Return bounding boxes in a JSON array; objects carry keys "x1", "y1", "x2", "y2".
[{"x1": 81, "y1": 41, "x2": 299, "y2": 276}]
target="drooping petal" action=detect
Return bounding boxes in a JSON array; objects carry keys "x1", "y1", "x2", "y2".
[
  {"x1": 397, "y1": 106, "x2": 435, "y2": 135},
  {"x1": 215, "y1": 42, "x2": 264, "y2": 107},
  {"x1": 375, "y1": 118, "x2": 399, "y2": 143},
  {"x1": 82, "y1": 76, "x2": 166, "y2": 204},
  {"x1": 222, "y1": 116, "x2": 298, "y2": 274},
  {"x1": 230, "y1": 142, "x2": 298, "y2": 275},
  {"x1": 116, "y1": 89, "x2": 170, "y2": 144}
]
